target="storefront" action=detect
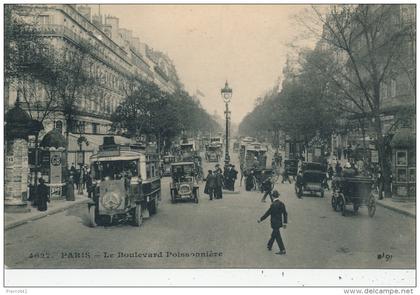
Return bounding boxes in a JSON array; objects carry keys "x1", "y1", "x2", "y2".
[{"x1": 390, "y1": 128, "x2": 415, "y2": 202}]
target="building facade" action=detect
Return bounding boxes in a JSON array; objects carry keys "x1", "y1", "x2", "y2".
[{"x1": 5, "y1": 4, "x2": 183, "y2": 166}]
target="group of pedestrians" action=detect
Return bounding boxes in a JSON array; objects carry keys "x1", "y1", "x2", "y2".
[
  {"x1": 204, "y1": 164, "x2": 224, "y2": 200},
  {"x1": 204, "y1": 163, "x2": 239, "y2": 200}
]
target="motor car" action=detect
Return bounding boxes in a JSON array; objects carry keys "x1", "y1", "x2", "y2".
[{"x1": 170, "y1": 162, "x2": 199, "y2": 203}]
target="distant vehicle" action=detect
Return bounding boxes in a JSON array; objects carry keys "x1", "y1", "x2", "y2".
[
  {"x1": 161, "y1": 155, "x2": 176, "y2": 176},
  {"x1": 295, "y1": 162, "x2": 326, "y2": 198},
  {"x1": 331, "y1": 174, "x2": 376, "y2": 217},
  {"x1": 242, "y1": 142, "x2": 268, "y2": 172},
  {"x1": 180, "y1": 139, "x2": 197, "y2": 161},
  {"x1": 170, "y1": 162, "x2": 200, "y2": 203},
  {"x1": 210, "y1": 136, "x2": 223, "y2": 148},
  {"x1": 205, "y1": 143, "x2": 221, "y2": 162},
  {"x1": 88, "y1": 136, "x2": 161, "y2": 227},
  {"x1": 233, "y1": 141, "x2": 240, "y2": 153},
  {"x1": 284, "y1": 159, "x2": 299, "y2": 177}
]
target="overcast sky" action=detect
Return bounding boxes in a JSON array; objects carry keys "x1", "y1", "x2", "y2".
[{"x1": 98, "y1": 5, "x2": 315, "y2": 124}]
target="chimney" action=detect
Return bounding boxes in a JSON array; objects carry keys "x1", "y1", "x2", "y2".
[
  {"x1": 77, "y1": 5, "x2": 91, "y2": 22},
  {"x1": 105, "y1": 16, "x2": 119, "y2": 40},
  {"x1": 92, "y1": 14, "x2": 103, "y2": 28},
  {"x1": 132, "y1": 37, "x2": 141, "y2": 52}
]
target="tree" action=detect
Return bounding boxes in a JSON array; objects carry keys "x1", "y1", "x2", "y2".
[
  {"x1": 112, "y1": 81, "x2": 221, "y2": 153},
  {"x1": 299, "y1": 4, "x2": 415, "y2": 197}
]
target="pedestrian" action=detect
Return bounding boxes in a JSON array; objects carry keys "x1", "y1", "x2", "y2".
[
  {"x1": 328, "y1": 165, "x2": 334, "y2": 180},
  {"x1": 335, "y1": 162, "x2": 343, "y2": 177},
  {"x1": 74, "y1": 168, "x2": 80, "y2": 190},
  {"x1": 296, "y1": 170, "x2": 304, "y2": 198},
  {"x1": 214, "y1": 168, "x2": 224, "y2": 199},
  {"x1": 245, "y1": 169, "x2": 254, "y2": 191},
  {"x1": 281, "y1": 168, "x2": 291, "y2": 184},
  {"x1": 70, "y1": 163, "x2": 77, "y2": 177},
  {"x1": 214, "y1": 164, "x2": 222, "y2": 174},
  {"x1": 86, "y1": 171, "x2": 93, "y2": 199},
  {"x1": 37, "y1": 178, "x2": 50, "y2": 211},
  {"x1": 257, "y1": 190, "x2": 288, "y2": 255},
  {"x1": 261, "y1": 176, "x2": 273, "y2": 202},
  {"x1": 223, "y1": 164, "x2": 231, "y2": 190},
  {"x1": 229, "y1": 164, "x2": 238, "y2": 191},
  {"x1": 204, "y1": 170, "x2": 216, "y2": 200},
  {"x1": 27, "y1": 178, "x2": 37, "y2": 207},
  {"x1": 66, "y1": 175, "x2": 75, "y2": 201}
]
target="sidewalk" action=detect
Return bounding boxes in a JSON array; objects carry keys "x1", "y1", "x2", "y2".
[
  {"x1": 5, "y1": 191, "x2": 90, "y2": 230},
  {"x1": 375, "y1": 197, "x2": 416, "y2": 218}
]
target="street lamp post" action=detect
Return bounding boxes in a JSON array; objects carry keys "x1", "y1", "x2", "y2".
[{"x1": 221, "y1": 81, "x2": 232, "y2": 164}]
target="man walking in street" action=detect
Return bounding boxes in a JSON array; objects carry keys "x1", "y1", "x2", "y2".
[
  {"x1": 281, "y1": 168, "x2": 291, "y2": 184},
  {"x1": 204, "y1": 170, "x2": 216, "y2": 200},
  {"x1": 214, "y1": 168, "x2": 224, "y2": 199},
  {"x1": 296, "y1": 170, "x2": 304, "y2": 198},
  {"x1": 229, "y1": 164, "x2": 238, "y2": 191},
  {"x1": 261, "y1": 175, "x2": 273, "y2": 202},
  {"x1": 258, "y1": 190, "x2": 288, "y2": 255}
]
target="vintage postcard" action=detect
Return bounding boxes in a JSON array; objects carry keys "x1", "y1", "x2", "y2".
[{"x1": 3, "y1": 2, "x2": 416, "y2": 288}]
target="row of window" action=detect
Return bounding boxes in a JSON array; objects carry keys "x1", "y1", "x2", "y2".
[{"x1": 66, "y1": 120, "x2": 99, "y2": 134}]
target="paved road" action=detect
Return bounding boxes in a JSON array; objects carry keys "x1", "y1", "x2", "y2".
[{"x1": 5, "y1": 149, "x2": 415, "y2": 269}]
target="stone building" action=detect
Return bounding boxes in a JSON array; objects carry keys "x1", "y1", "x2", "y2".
[{"x1": 5, "y1": 4, "x2": 183, "y2": 167}]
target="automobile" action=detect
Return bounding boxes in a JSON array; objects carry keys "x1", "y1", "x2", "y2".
[
  {"x1": 205, "y1": 143, "x2": 221, "y2": 162},
  {"x1": 295, "y1": 170, "x2": 326, "y2": 198},
  {"x1": 170, "y1": 162, "x2": 200, "y2": 203},
  {"x1": 161, "y1": 155, "x2": 176, "y2": 176},
  {"x1": 233, "y1": 141, "x2": 240, "y2": 153},
  {"x1": 284, "y1": 159, "x2": 299, "y2": 177},
  {"x1": 88, "y1": 136, "x2": 161, "y2": 227},
  {"x1": 331, "y1": 174, "x2": 376, "y2": 217},
  {"x1": 295, "y1": 162, "x2": 326, "y2": 198}
]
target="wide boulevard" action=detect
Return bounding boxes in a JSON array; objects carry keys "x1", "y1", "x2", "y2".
[{"x1": 5, "y1": 148, "x2": 415, "y2": 269}]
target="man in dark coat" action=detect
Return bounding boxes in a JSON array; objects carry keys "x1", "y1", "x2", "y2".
[
  {"x1": 37, "y1": 178, "x2": 50, "y2": 211},
  {"x1": 223, "y1": 165, "x2": 231, "y2": 190},
  {"x1": 261, "y1": 176, "x2": 273, "y2": 202},
  {"x1": 214, "y1": 168, "x2": 224, "y2": 199},
  {"x1": 258, "y1": 190, "x2": 288, "y2": 255},
  {"x1": 204, "y1": 170, "x2": 216, "y2": 200},
  {"x1": 86, "y1": 171, "x2": 93, "y2": 199},
  {"x1": 296, "y1": 170, "x2": 304, "y2": 198},
  {"x1": 229, "y1": 165, "x2": 238, "y2": 191}
]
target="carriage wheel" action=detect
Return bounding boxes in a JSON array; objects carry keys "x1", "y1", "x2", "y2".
[
  {"x1": 337, "y1": 195, "x2": 346, "y2": 216},
  {"x1": 368, "y1": 196, "x2": 376, "y2": 217},
  {"x1": 134, "y1": 203, "x2": 143, "y2": 227},
  {"x1": 89, "y1": 205, "x2": 97, "y2": 227},
  {"x1": 148, "y1": 197, "x2": 157, "y2": 215}
]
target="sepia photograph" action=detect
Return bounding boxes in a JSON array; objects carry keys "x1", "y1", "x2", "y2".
[{"x1": 3, "y1": 1, "x2": 416, "y2": 288}]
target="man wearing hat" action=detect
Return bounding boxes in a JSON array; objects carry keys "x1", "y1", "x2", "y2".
[
  {"x1": 258, "y1": 190, "x2": 288, "y2": 255},
  {"x1": 214, "y1": 164, "x2": 224, "y2": 199}
]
